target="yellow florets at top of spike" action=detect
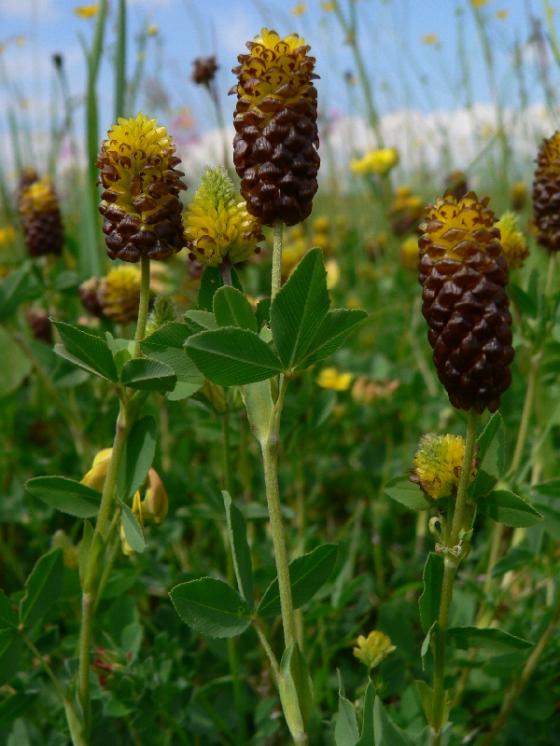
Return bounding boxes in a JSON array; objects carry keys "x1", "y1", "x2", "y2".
[
  {"x1": 183, "y1": 168, "x2": 263, "y2": 267},
  {"x1": 97, "y1": 113, "x2": 176, "y2": 219},
  {"x1": 419, "y1": 192, "x2": 502, "y2": 263},
  {"x1": 99, "y1": 265, "x2": 142, "y2": 324},
  {"x1": 19, "y1": 178, "x2": 58, "y2": 215},
  {"x1": 413, "y1": 433, "x2": 476, "y2": 500},
  {"x1": 232, "y1": 28, "x2": 317, "y2": 126}
]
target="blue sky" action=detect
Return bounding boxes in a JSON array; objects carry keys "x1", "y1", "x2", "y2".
[{"x1": 0, "y1": 0, "x2": 557, "y2": 173}]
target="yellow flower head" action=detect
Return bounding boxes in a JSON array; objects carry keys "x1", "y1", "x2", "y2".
[
  {"x1": 146, "y1": 24, "x2": 158, "y2": 37},
  {"x1": 353, "y1": 630, "x2": 396, "y2": 670},
  {"x1": 19, "y1": 178, "x2": 58, "y2": 216},
  {"x1": 350, "y1": 147, "x2": 399, "y2": 176},
  {"x1": 0, "y1": 226, "x2": 16, "y2": 250},
  {"x1": 419, "y1": 192, "x2": 501, "y2": 263},
  {"x1": 81, "y1": 448, "x2": 113, "y2": 491},
  {"x1": 282, "y1": 236, "x2": 307, "y2": 277},
  {"x1": 322, "y1": 1, "x2": 336, "y2": 10},
  {"x1": 74, "y1": 4, "x2": 99, "y2": 18},
  {"x1": 496, "y1": 212, "x2": 528, "y2": 269},
  {"x1": 496, "y1": 10, "x2": 508, "y2": 20},
  {"x1": 99, "y1": 265, "x2": 142, "y2": 325},
  {"x1": 400, "y1": 236, "x2": 419, "y2": 270},
  {"x1": 326, "y1": 258, "x2": 340, "y2": 289},
  {"x1": 292, "y1": 2, "x2": 306, "y2": 15},
  {"x1": 471, "y1": 0, "x2": 488, "y2": 7},
  {"x1": 422, "y1": 33, "x2": 439, "y2": 46},
  {"x1": 183, "y1": 167, "x2": 262, "y2": 267},
  {"x1": 413, "y1": 434, "x2": 476, "y2": 500},
  {"x1": 511, "y1": 180, "x2": 526, "y2": 211},
  {"x1": 313, "y1": 215, "x2": 330, "y2": 233},
  {"x1": 317, "y1": 366, "x2": 353, "y2": 391},
  {"x1": 97, "y1": 112, "x2": 186, "y2": 262}
]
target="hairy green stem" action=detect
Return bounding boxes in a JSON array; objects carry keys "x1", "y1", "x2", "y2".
[
  {"x1": 271, "y1": 223, "x2": 284, "y2": 300},
  {"x1": 430, "y1": 410, "x2": 478, "y2": 743},
  {"x1": 133, "y1": 256, "x2": 150, "y2": 357}
]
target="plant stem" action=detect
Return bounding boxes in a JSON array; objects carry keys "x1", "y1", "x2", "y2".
[
  {"x1": 430, "y1": 410, "x2": 478, "y2": 743},
  {"x1": 271, "y1": 223, "x2": 283, "y2": 300},
  {"x1": 479, "y1": 595, "x2": 560, "y2": 746},
  {"x1": 114, "y1": 0, "x2": 127, "y2": 120},
  {"x1": 134, "y1": 255, "x2": 150, "y2": 357},
  {"x1": 76, "y1": 256, "x2": 152, "y2": 739},
  {"x1": 260, "y1": 433, "x2": 297, "y2": 648},
  {"x1": 253, "y1": 619, "x2": 280, "y2": 681},
  {"x1": 510, "y1": 354, "x2": 539, "y2": 476}
]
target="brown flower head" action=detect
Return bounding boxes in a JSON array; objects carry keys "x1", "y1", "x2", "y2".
[{"x1": 533, "y1": 131, "x2": 560, "y2": 252}]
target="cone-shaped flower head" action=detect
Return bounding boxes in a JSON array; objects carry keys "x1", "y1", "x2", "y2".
[
  {"x1": 192, "y1": 55, "x2": 219, "y2": 86},
  {"x1": 97, "y1": 113, "x2": 186, "y2": 262},
  {"x1": 412, "y1": 433, "x2": 476, "y2": 500},
  {"x1": 353, "y1": 631, "x2": 396, "y2": 670},
  {"x1": 496, "y1": 211, "x2": 528, "y2": 269},
  {"x1": 19, "y1": 177, "x2": 64, "y2": 257},
  {"x1": 231, "y1": 28, "x2": 320, "y2": 226},
  {"x1": 99, "y1": 265, "x2": 143, "y2": 324},
  {"x1": 533, "y1": 131, "x2": 560, "y2": 252},
  {"x1": 418, "y1": 192, "x2": 514, "y2": 413},
  {"x1": 184, "y1": 167, "x2": 262, "y2": 266}
]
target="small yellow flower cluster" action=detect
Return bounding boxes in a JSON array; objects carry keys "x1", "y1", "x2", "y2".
[
  {"x1": 421, "y1": 34, "x2": 439, "y2": 46},
  {"x1": 400, "y1": 237, "x2": 419, "y2": 270},
  {"x1": 350, "y1": 148, "x2": 399, "y2": 176},
  {"x1": 317, "y1": 367, "x2": 353, "y2": 391},
  {"x1": 511, "y1": 181, "x2": 526, "y2": 211},
  {"x1": 98, "y1": 266, "x2": 142, "y2": 325},
  {"x1": 183, "y1": 168, "x2": 262, "y2": 267},
  {"x1": 353, "y1": 630, "x2": 396, "y2": 670},
  {"x1": 291, "y1": 2, "x2": 306, "y2": 16},
  {"x1": 390, "y1": 185, "x2": 424, "y2": 236},
  {"x1": 0, "y1": 226, "x2": 16, "y2": 250},
  {"x1": 413, "y1": 434, "x2": 475, "y2": 500},
  {"x1": 82, "y1": 449, "x2": 168, "y2": 555},
  {"x1": 19, "y1": 178, "x2": 58, "y2": 216},
  {"x1": 496, "y1": 212, "x2": 529, "y2": 269},
  {"x1": 74, "y1": 4, "x2": 99, "y2": 19}
]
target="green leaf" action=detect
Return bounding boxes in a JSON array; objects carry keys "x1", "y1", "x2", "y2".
[
  {"x1": 419, "y1": 553, "x2": 443, "y2": 633},
  {"x1": 186, "y1": 327, "x2": 283, "y2": 385},
  {"x1": 25, "y1": 476, "x2": 101, "y2": 518},
  {"x1": 0, "y1": 262, "x2": 42, "y2": 318},
  {"x1": 222, "y1": 491, "x2": 254, "y2": 609},
  {"x1": 414, "y1": 680, "x2": 433, "y2": 724},
  {"x1": 258, "y1": 544, "x2": 338, "y2": 617},
  {"x1": 0, "y1": 328, "x2": 31, "y2": 399},
  {"x1": 278, "y1": 642, "x2": 314, "y2": 742},
  {"x1": 19, "y1": 549, "x2": 64, "y2": 629},
  {"x1": 184, "y1": 309, "x2": 217, "y2": 331},
  {"x1": 335, "y1": 688, "x2": 360, "y2": 746},
  {"x1": 214, "y1": 286, "x2": 257, "y2": 331},
  {"x1": 169, "y1": 577, "x2": 251, "y2": 638},
  {"x1": 373, "y1": 696, "x2": 414, "y2": 746},
  {"x1": 120, "y1": 502, "x2": 146, "y2": 554},
  {"x1": 120, "y1": 357, "x2": 176, "y2": 391},
  {"x1": 271, "y1": 248, "x2": 330, "y2": 368},
  {"x1": 142, "y1": 322, "x2": 204, "y2": 400},
  {"x1": 53, "y1": 322, "x2": 118, "y2": 382},
  {"x1": 384, "y1": 477, "x2": 429, "y2": 511},
  {"x1": 0, "y1": 591, "x2": 17, "y2": 630},
  {"x1": 118, "y1": 416, "x2": 156, "y2": 501},
  {"x1": 357, "y1": 682, "x2": 375, "y2": 746},
  {"x1": 301, "y1": 309, "x2": 368, "y2": 368},
  {"x1": 477, "y1": 489, "x2": 543, "y2": 527},
  {"x1": 533, "y1": 479, "x2": 560, "y2": 498},
  {"x1": 448, "y1": 626, "x2": 533, "y2": 653},
  {"x1": 509, "y1": 283, "x2": 537, "y2": 317},
  {"x1": 470, "y1": 412, "x2": 505, "y2": 498},
  {"x1": 0, "y1": 630, "x2": 22, "y2": 686},
  {"x1": 198, "y1": 266, "x2": 224, "y2": 311}
]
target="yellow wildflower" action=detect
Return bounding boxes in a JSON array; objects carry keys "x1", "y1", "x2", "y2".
[
  {"x1": 471, "y1": 0, "x2": 488, "y2": 7},
  {"x1": 400, "y1": 236, "x2": 419, "y2": 270},
  {"x1": 511, "y1": 180, "x2": 526, "y2": 211},
  {"x1": 326, "y1": 258, "x2": 340, "y2": 289},
  {"x1": 292, "y1": 2, "x2": 306, "y2": 15},
  {"x1": 413, "y1": 434, "x2": 476, "y2": 500},
  {"x1": 353, "y1": 631, "x2": 396, "y2": 670},
  {"x1": 99, "y1": 266, "x2": 142, "y2": 325},
  {"x1": 421, "y1": 33, "x2": 439, "y2": 46},
  {"x1": 146, "y1": 24, "x2": 158, "y2": 36},
  {"x1": 183, "y1": 168, "x2": 262, "y2": 267},
  {"x1": 74, "y1": 4, "x2": 99, "y2": 18},
  {"x1": 350, "y1": 148, "x2": 399, "y2": 176},
  {"x1": 317, "y1": 367, "x2": 353, "y2": 391},
  {"x1": 496, "y1": 211, "x2": 529, "y2": 269},
  {"x1": 321, "y1": 1, "x2": 336, "y2": 10},
  {"x1": 0, "y1": 226, "x2": 16, "y2": 250},
  {"x1": 496, "y1": 9, "x2": 508, "y2": 20}
]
